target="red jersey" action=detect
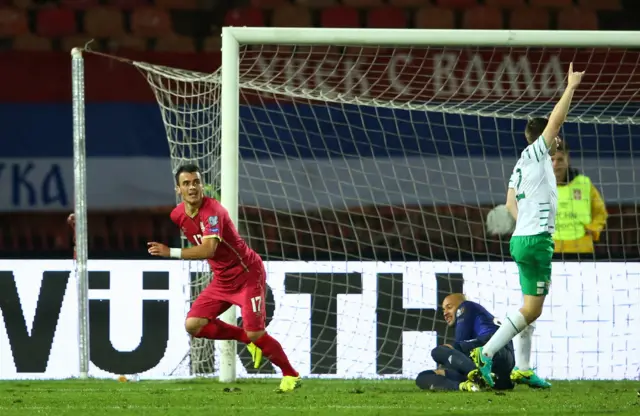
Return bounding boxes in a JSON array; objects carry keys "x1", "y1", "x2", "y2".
[{"x1": 170, "y1": 197, "x2": 261, "y2": 289}]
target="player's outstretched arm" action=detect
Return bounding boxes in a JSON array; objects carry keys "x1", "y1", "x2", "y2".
[
  {"x1": 147, "y1": 238, "x2": 219, "y2": 259},
  {"x1": 542, "y1": 62, "x2": 585, "y2": 150}
]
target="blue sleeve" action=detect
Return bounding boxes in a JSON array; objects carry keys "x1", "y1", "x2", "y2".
[{"x1": 453, "y1": 302, "x2": 475, "y2": 344}]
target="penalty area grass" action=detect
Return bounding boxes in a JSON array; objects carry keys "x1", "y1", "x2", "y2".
[{"x1": 0, "y1": 379, "x2": 638, "y2": 415}]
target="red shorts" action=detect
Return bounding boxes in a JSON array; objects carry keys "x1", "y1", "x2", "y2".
[{"x1": 187, "y1": 263, "x2": 266, "y2": 331}]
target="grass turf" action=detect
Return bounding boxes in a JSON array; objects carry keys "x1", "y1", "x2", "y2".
[{"x1": 0, "y1": 379, "x2": 638, "y2": 415}]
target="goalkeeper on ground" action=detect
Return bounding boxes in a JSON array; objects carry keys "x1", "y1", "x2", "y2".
[
  {"x1": 475, "y1": 63, "x2": 584, "y2": 388},
  {"x1": 415, "y1": 293, "x2": 514, "y2": 392}
]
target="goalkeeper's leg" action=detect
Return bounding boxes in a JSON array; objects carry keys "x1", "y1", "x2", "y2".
[
  {"x1": 431, "y1": 345, "x2": 479, "y2": 382},
  {"x1": 416, "y1": 370, "x2": 481, "y2": 392}
]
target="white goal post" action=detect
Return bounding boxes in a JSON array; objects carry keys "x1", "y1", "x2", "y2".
[{"x1": 71, "y1": 28, "x2": 640, "y2": 382}]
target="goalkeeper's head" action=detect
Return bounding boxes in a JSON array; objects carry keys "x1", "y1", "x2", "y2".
[
  {"x1": 174, "y1": 164, "x2": 204, "y2": 207},
  {"x1": 442, "y1": 293, "x2": 466, "y2": 327}
]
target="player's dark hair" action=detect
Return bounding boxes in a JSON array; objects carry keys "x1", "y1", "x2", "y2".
[
  {"x1": 525, "y1": 117, "x2": 549, "y2": 144},
  {"x1": 174, "y1": 164, "x2": 201, "y2": 184},
  {"x1": 556, "y1": 140, "x2": 569, "y2": 154}
]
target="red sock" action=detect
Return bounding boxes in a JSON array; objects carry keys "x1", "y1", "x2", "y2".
[
  {"x1": 195, "y1": 319, "x2": 250, "y2": 344},
  {"x1": 254, "y1": 333, "x2": 298, "y2": 377}
]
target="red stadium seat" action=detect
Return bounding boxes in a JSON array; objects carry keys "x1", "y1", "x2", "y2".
[
  {"x1": 529, "y1": 0, "x2": 572, "y2": 8},
  {"x1": 578, "y1": 0, "x2": 622, "y2": 10},
  {"x1": 485, "y1": 0, "x2": 525, "y2": 8},
  {"x1": 294, "y1": 0, "x2": 337, "y2": 7},
  {"x1": 389, "y1": 0, "x2": 432, "y2": 6},
  {"x1": 154, "y1": 34, "x2": 196, "y2": 52},
  {"x1": 509, "y1": 7, "x2": 549, "y2": 29},
  {"x1": 11, "y1": 0, "x2": 33, "y2": 8},
  {"x1": 367, "y1": 7, "x2": 407, "y2": 28},
  {"x1": 107, "y1": 35, "x2": 148, "y2": 52},
  {"x1": 557, "y1": 7, "x2": 598, "y2": 30},
  {"x1": 463, "y1": 6, "x2": 503, "y2": 29},
  {"x1": 60, "y1": 0, "x2": 100, "y2": 9},
  {"x1": 415, "y1": 7, "x2": 455, "y2": 29},
  {"x1": 106, "y1": 0, "x2": 151, "y2": 9},
  {"x1": 85, "y1": 7, "x2": 125, "y2": 38},
  {"x1": 272, "y1": 5, "x2": 312, "y2": 27},
  {"x1": 36, "y1": 8, "x2": 77, "y2": 37},
  {"x1": 87, "y1": 215, "x2": 110, "y2": 251},
  {"x1": 0, "y1": 8, "x2": 27, "y2": 36},
  {"x1": 111, "y1": 214, "x2": 154, "y2": 252},
  {"x1": 436, "y1": 0, "x2": 477, "y2": 8},
  {"x1": 343, "y1": 0, "x2": 383, "y2": 7},
  {"x1": 224, "y1": 7, "x2": 265, "y2": 27},
  {"x1": 155, "y1": 0, "x2": 199, "y2": 9},
  {"x1": 320, "y1": 6, "x2": 360, "y2": 28},
  {"x1": 251, "y1": 0, "x2": 288, "y2": 8},
  {"x1": 130, "y1": 7, "x2": 172, "y2": 37},
  {"x1": 12, "y1": 34, "x2": 51, "y2": 50}
]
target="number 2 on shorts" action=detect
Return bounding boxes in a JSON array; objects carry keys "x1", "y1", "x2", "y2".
[{"x1": 250, "y1": 296, "x2": 262, "y2": 313}]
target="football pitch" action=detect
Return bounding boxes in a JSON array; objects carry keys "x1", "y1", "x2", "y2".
[{"x1": 0, "y1": 379, "x2": 638, "y2": 415}]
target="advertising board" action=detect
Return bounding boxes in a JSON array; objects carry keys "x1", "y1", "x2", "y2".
[{"x1": 0, "y1": 260, "x2": 637, "y2": 380}]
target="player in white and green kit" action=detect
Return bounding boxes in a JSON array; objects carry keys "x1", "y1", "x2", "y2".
[{"x1": 469, "y1": 63, "x2": 585, "y2": 388}]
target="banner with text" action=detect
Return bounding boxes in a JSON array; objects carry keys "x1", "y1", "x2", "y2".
[
  {"x1": 1, "y1": 50, "x2": 638, "y2": 103},
  {"x1": 0, "y1": 260, "x2": 637, "y2": 380}
]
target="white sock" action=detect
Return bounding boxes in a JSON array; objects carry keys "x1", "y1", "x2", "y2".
[
  {"x1": 483, "y1": 311, "x2": 528, "y2": 358},
  {"x1": 514, "y1": 323, "x2": 535, "y2": 370}
]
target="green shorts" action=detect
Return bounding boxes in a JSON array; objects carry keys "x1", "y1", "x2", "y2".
[{"x1": 509, "y1": 232, "x2": 554, "y2": 296}]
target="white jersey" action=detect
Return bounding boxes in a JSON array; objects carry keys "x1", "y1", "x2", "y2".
[{"x1": 508, "y1": 136, "x2": 557, "y2": 236}]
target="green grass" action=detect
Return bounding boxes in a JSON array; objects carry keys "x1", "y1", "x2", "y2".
[{"x1": 0, "y1": 379, "x2": 638, "y2": 415}]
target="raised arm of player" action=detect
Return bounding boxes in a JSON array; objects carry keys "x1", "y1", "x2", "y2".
[{"x1": 541, "y1": 63, "x2": 584, "y2": 150}]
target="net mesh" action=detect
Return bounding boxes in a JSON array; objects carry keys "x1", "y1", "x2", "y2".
[{"x1": 132, "y1": 44, "x2": 640, "y2": 379}]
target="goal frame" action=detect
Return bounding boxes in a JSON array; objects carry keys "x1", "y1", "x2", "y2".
[{"x1": 72, "y1": 28, "x2": 639, "y2": 382}]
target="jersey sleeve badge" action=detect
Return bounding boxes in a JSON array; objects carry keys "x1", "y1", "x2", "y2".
[
  {"x1": 456, "y1": 307, "x2": 464, "y2": 318},
  {"x1": 207, "y1": 216, "x2": 219, "y2": 232}
]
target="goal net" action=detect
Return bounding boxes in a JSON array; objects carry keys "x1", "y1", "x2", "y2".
[{"x1": 77, "y1": 29, "x2": 640, "y2": 381}]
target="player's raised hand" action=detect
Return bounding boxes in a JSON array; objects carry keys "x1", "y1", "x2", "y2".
[
  {"x1": 567, "y1": 62, "x2": 585, "y2": 89},
  {"x1": 147, "y1": 242, "x2": 170, "y2": 257}
]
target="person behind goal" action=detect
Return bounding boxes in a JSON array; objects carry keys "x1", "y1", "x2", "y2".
[
  {"x1": 147, "y1": 164, "x2": 300, "y2": 392},
  {"x1": 471, "y1": 63, "x2": 585, "y2": 387}
]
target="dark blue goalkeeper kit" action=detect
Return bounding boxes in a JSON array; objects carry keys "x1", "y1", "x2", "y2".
[{"x1": 416, "y1": 301, "x2": 515, "y2": 391}]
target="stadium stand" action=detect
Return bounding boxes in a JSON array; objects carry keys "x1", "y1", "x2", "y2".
[
  {"x1": 0, "y1": 0, "x2": 635, "y2": 53},
  {"x1": 509, "y1": 6, "x2": 550, "y2": 29},
  {"x1": 1, "y1": 0, "x2": 640, "y2": 262},
  {"x1": 367, "y1": 6, "x2": 407, "y2": 28}
]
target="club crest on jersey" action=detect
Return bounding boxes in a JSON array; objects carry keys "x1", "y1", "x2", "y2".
[
  {"x1": 573, "y1": 189, "x2": 582, "y2": 200},
  {"x1": 456, "y1": 307, "x2": 464, "y2": 318},
  {"x1": 208, "y1": 216, "x2": 218, "y2": 227}
]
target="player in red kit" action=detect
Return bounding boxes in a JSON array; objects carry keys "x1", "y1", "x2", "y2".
[{"x1": 147, "y1": 164, "x2": 300, "y2": 392}]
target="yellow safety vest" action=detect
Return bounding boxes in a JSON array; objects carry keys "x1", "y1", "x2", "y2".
[{"x1": 553, "y1": 175, "x2": 592, "y2": 241}]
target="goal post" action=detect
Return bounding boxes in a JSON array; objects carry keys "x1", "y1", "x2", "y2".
[{"x1": 71, "y1": 29, "x2": 640, "y2": 382}]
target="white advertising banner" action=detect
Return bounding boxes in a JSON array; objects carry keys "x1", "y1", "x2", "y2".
[{"x1": 0, "y1": 260, "x2": 638, "y2": 380}]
